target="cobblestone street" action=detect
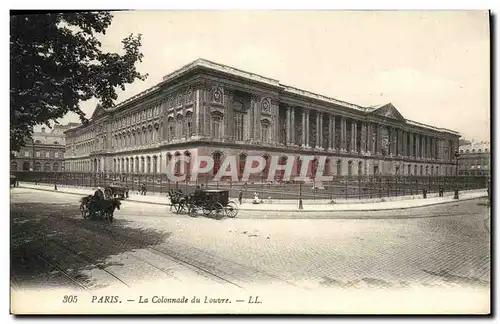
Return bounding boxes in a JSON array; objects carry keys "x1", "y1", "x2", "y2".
[{"x1": 10, "y1": 187, "x2": 490, "y2": 294}]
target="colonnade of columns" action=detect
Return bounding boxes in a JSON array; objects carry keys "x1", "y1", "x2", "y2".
[
  {"x1": 281, "y1": 106, "x2": 444, "y2": 161},
  {"x1": 112, "y1": 155, "x2": 161, "y2": 174}
]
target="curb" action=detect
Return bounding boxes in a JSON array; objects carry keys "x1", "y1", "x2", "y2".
[{"x1": 15, "y1": 185, "x2": 487, "y2": 213}]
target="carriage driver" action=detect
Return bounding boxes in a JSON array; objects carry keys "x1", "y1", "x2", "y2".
[{"x1": 89, "y1": 187, "x2": 105, "y2": 217}]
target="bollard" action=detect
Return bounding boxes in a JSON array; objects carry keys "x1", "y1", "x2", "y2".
[
  {"x1": 298, "y1": 198, "x2": 303, "y2": 210},
  {"x1": 422, "y1": 189, "x2": 427, "y2": 199},
  {"x1": 454, "y1": 188, "x2": 459, "y2": 199}
]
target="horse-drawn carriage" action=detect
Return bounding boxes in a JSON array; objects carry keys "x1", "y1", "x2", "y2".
[
  {"x1": 168, "y1": 188, "x2": 238, "y2": 219},
  {"x1": 103, "y1": 185, "x2": 129, "y2": 199},
  {"x1": 79, "y1": 195, "x2": 121, "y2": 223}
]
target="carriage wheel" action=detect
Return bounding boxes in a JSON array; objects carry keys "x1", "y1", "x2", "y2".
[
  {"x1": 188, "y1": 205, "x2": 198, "y2": 217},
  {"x1": 80, "y1": 204, "x2": 88, "y2": 219},
  {"x1": 213, "y1": 202, "x2": 225, "y2": 220},
  {"x1": 202, "y1": 204, "x2": 212, "y2": 216},
  {"x1": 225, "y1": 201, "x2": 238, "y2": 218}
]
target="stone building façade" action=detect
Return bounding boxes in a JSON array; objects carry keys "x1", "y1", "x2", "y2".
[
  {"x1": 11, "y1": 123, "x2": 79, "y2": 172},
  {"x1": 458, "y1": 141, "x2": 490, "y2": 176},
  {"x1": 64, "y1": 59, "x2": 461, "y2": 179}
]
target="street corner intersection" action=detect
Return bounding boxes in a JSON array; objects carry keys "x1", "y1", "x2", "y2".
[{"x1": 10, "y1": 187, "x2": 490, "y2": 294}]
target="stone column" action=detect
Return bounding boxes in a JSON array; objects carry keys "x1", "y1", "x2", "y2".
[
  {"x1": 387, "y1": 127, "x2": 393, "y2": 155},
  {"x1": 328, "y1": 115, "x2": 334, "y2": 151},
  {"x1": 339, "y1": 116, "x2": 346, "y2": 152},
  {"x1": 301, "y1": 110, "x2": 306, "y2": 147},
  {"x1": 395, "y1": 128, "x2": 400, "y2": 156},
  {"x1": 397, "y1": 129, "x2": 401, "y2": 156},
  {"x1": 193, "y1": 91, "x2": 200, "y2": 137},
  {"x1": 428, "y1": 136, "x2": 432, "y2": 159},
  {"x1": 290, "y1": 107, "x2": 295, "y2": 145},
  {"x1": 430, "y1": 137, "x2": 434, "y2": 159},
  {"x1": 331, "y1": 115, "x2": 336, "y2": 151},
  {"x1": 247, "y1": 96, "x2": 255, "y2": 141},
  {"x1": 424, "y1": 136, "x2": 427, "y2": 159},
  {"x1": 360, "y1": 122, "x2": 366, "y2": 154},
  {"x1": 351, "y1": 121, "x2": 357, "y2": 153},
  {"x1": 376, "y1": 124, "x2": 382, "y2": 155},
  {"x1": 409, "y1": 133, "x2": 413, "y2": 158},
  {"x1": 402, "y1": 130, "x2": 407, "y2": 157},
  {"x1": 368, "y1": 122, "x2": 374, "y2": 154},
  {"x1": 392, "y1": 128, "x2": 397, "y2": 156},
  {"x1": 320, "y1": 113, "x2": 324, "y2": 149},
  {"x1": 422, "y1": 136, "x2": 426, "y2": 159},
  {"x1": 316, "y1": 112, "x2": 321, "y2": 148},
  {"x1": 286, "y1": 106, "x2": 292, "y2": 145},
  {"x1": 252, "y1": 95, "x2": 261, "y2": 142},
  {"x1": 434, "y1": 137, "x2": 439, "y2": 160},
  {"x1": 224, "y1": 90, "x2": 234, "y2": 140},
  {"x1": 305, "y1": 109, "x2": 310, "y2": 148},
  {"x1": 395, "y1": 129, "x2": 399, "y2": 156},
  {"x1": 416, "y1": 134, "x2": 421, "y2": 159}
]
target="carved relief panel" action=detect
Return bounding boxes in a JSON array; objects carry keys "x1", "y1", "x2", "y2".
[{"x1": 212, "y1": 85, "x2": 224, "y2": 105}]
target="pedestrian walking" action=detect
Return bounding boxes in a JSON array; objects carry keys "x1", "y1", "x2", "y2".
[{"x1": 238, "y1": 190, "x2": 243, "y2": 205}]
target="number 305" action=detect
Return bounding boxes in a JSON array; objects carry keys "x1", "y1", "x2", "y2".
[{"x1": 63, "y1": 295, "x2": 78, "y2": 303}]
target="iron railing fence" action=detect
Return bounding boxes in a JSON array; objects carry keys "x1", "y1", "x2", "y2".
[{"x1": 12, "y1": 171, "x2": 489, "y2": 201}]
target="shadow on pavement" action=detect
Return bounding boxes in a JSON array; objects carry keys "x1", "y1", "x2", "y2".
[{"x1": 11, "y1": 201, "x2": 171, "y2": 291}]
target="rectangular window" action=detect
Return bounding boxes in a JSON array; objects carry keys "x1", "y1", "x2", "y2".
[
  {"x1": 54, "y1": 152, "x2": 59, "y2": 158},
  {"x1": 36, "y1": 151, "x2": 41, "y2": 157},
  {"x1": 24, "y1": 151, "x2": 29, "y2": 157},
  {"x1": 45, "y1": 152, "x2": 50, "y2": 158},
  {"x1": 262, "y1": 124, "x2": 269, "y2": 143},
  {"x1": 234, "y1": 113, "x2": 244, "y2": 141},
  {"x1": 212, "y1": 120, "x2": 221, "y2": 138}
]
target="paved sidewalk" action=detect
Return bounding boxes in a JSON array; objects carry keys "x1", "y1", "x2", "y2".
[{"x1": 16, "y1": 182, "x2": 488, "y2": 212}]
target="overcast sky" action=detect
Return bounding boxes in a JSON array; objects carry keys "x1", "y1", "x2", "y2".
[{"x1": 56, "y1": 10, "x2": 490, "y2": 142}]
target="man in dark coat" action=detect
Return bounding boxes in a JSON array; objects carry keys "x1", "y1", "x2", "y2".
[{"x1": 90, "y1": 187, "x2": 104, "y2": 218}]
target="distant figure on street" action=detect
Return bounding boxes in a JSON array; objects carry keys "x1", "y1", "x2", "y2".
[
  {"x1": 141, "y1": 183, "x2": 147, "y2": 195},
  {"x1": 252, "y1": 192, "x2": 261, "y2": 204},
  {"x1": 238, "y1": 190, "x2": 243, "y2": 205}
]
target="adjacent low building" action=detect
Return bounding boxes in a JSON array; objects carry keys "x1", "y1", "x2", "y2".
[
  {"x1": 64, "y1": 59, "x2": 461, "y2": 179},
  {"x1": 458, "y1": 141, "x2": 490, "y2": 176},
  {"x1": 11, "y1": 123, "x2": 79, "y2": 172}
]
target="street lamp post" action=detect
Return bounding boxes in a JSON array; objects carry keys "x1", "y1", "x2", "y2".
[{"x1": 454, "y1": 150, "x2": 460, "y2": 199}]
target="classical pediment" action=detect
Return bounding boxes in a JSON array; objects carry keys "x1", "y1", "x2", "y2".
[
  {"x1": 368, "y1": 103, "x2": 406, "y2": 122},
  {"x1": 90, "y1": 104, "x2": 107, "y2": 120}
]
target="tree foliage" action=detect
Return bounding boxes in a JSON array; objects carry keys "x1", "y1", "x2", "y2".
[{"x1": 10, "y1": 11, "x2": 148, "y2": 152}]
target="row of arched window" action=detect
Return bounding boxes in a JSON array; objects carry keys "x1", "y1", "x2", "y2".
[
  {"x1": 460, "y1": 148, "x2": 489, "y2": 153},
  {"x1": 11, "y1": 161, "x2": 61, "y2": 172}
]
